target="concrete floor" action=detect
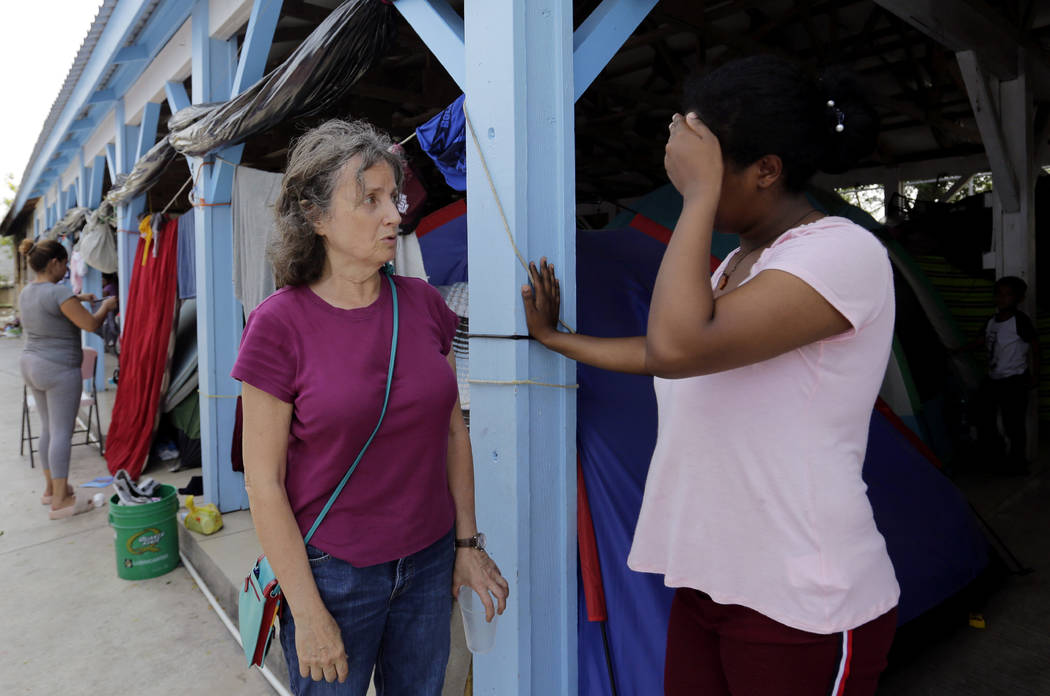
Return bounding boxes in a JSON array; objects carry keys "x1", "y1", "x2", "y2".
[
  {"x1": 0, "y1": 336, "x2": 272, "y2": 696},
  {"x1": 876, "y1": 453, "x2": 1050, "y2": 693},
  {"x1": 4, "y1": 324, "x2": 1049, "y2": 695}
]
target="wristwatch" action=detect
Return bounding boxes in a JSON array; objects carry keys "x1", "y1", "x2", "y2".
[{"x1": 455, "y1": 532, "x2": 486, "y2": 551}]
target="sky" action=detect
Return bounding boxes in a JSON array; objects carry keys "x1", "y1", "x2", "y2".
[{"x1": 0, "y1": 2, "x2": 103, "y2": 212}]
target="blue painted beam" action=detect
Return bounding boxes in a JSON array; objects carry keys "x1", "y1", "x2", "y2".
[
  {"x1": 113, "y1": 99, "x2": 133, "y2": 329},
  {"x1": 136, "y1": 102, "x2": 162, "y2": 160},
  {"x1": 88, "y1": 89, "x2": 116, "y2": 104},
  {"x1": 231, "y1": 0, "x2": 284, "y2": 96},
  {"x1": 69, "y1": 117, "x2": 95, "y2": 132},
  {"x1": 463, "y1": 1, "x2": 578, "y2": 693},
  {"x1": 105, "y1": 143, "x2": 118, "y2": 182},
  {"x1": 191, "y1": 0, "x2": 260, "y2": 513},
  {"x1": 113, "y1": 44, "x2": 149, "y2": 64},
  {"x1": 82, "y1": 152, "x2": 106, "y2": 388},
  {"x1": 393, "y1": 0, "x2": 465, "y2": 90},
  {"x1": 56, "y1": 140, "x2": 81, "y2": 154},
  {"x1": 573, "y1": 0, "x2": 658, "y2": 102},
  {"x1": 77, "y1": 151, "x2": 88, "y2": 206},
  {"x1": 165, "y1": 81, "x2": 191, "y2": 115},
  {"x1": 88, "y1": 155, "x2": 106, "y2": 206}
]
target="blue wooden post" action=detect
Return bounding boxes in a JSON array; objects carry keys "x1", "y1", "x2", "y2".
[
  {"x1": 192, "y1": 0, "x2": 282, "y2": 512},
  {"x1": 81, "y1": 151, "x2": 107, "y2": 388},
  {"x1": 113, "y1": 98, "x2": 143, "y2": 331},
  {"x1": 391, "y1": 1, "x2": 660, "y2": 692},
  {"x1": 463, "y1": 2, "x2": 578, "y2": 693}
]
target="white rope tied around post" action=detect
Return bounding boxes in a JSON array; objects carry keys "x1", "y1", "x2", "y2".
[
  {"x1": 461, "y1": 102, "x2": 575, "y2": 335},
  {"x1": 460, "y1": 101, "x2": 579, "y2": 390}
]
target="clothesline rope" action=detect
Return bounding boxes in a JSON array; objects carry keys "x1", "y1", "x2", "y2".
[
  {"x1": 160, "y1": 176, "x2": 193, "y2": 217},
  {"x1": 461, "y1": 102, "x2": 575, "y2": 335},
  {"x1": 467, "y1": 378, "x2": 579, "y2": 389},
  {"x1": 198, "y1": 390, "x2": 240, "y2": 399}
]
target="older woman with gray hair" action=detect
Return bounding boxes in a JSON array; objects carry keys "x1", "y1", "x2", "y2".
[{"x1": 232, "y1": 118, "x2": 508, "y2": 695}]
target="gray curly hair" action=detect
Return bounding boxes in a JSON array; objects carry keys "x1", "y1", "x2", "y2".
[{"x1": 270, "y1": 119, "x2": 405, "y2": 287}]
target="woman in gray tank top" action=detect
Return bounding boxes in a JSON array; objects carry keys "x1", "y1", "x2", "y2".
[{"x1": 18, "y1": 239, "x2": 117, "y2": 520}]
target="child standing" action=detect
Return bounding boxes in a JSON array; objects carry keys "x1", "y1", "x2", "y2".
[{"x1": 981, "y1": 276, "x2": 1039, "y2": 473}]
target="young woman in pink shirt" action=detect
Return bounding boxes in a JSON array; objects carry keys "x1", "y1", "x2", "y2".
[{"x1": 524, "y1": 56, "x2": 899, "y2": 696}]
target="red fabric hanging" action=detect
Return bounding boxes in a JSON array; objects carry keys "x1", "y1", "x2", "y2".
[
  {"x1": 577, "y1": 456, "x2": 608, "y2": 623},
  {"x1": 105, "y1": 216, "x2": 179, "y2": 479}
]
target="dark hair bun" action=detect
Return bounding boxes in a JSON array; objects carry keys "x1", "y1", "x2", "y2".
[
  {"x1": 18, "y1": 239, "x2": 34, "y2": 256},
  {"x1": 818, "y1": 67, "x2": 879, "y2": 174}
]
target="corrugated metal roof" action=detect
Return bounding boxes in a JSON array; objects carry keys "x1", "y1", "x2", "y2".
[{"x1": 17, "y1": 1, "x2": 118, "y2": 191}]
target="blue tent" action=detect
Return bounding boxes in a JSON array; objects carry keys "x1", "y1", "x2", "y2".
[{"x1": 416, "y1": 205, "x2": 991, "y2": 695}]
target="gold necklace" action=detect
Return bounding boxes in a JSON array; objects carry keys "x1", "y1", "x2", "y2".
[{"x1": 717, "y1": 209, "x2": 818, "y2": 291}]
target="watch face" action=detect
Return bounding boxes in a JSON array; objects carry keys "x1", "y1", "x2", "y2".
[{"x1": 475, "y1": 532, "x2": 486, "y2": 550}]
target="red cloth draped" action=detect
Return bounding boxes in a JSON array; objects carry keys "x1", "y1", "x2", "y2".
[
  {"x1": 578, "y1": 456, "x2": 608, "y2": 623},
  {"x1": 105, "y1": 216, "x2": 179, "y2": 479}
]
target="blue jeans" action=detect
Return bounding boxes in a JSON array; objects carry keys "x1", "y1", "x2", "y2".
[{"x1": 279, "y1": 528, "x2": 455, "y2": 696}]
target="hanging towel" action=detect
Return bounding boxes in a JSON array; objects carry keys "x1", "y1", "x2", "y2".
[
  {"x1": 395, "y1": 232, "x2": 428, "y2": 280},
  {"x1": 105, "y1": 216, "x2": 179, "y2": 479},
  {"x1": 177, "y1": 211, "x2": 196, "y2": 299},
  {"x1": 232, "y1": 166, "x2": 282, "y2": 314},
  {"x1": 69, "y1": 250, "x2": 86, "y2": 295},
  {"x1": 415, "y1": 94, "x2": 466, "y2": 190}
]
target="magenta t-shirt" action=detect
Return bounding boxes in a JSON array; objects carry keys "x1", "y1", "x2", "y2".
[{"x1": 232, "y1": 276, "x2": 460, "y2": 566}]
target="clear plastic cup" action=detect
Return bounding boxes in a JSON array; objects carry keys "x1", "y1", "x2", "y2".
[{"x1": 458, "y1": 586, "x2": 498, "y2": 654}]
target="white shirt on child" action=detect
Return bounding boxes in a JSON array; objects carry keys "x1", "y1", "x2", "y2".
[
  {"x1": 627, "y1": 217, "x2": 901, "y2": 634},
  {"x1": 986, "y1": 314, "x2": 1032, "y2": 379}
]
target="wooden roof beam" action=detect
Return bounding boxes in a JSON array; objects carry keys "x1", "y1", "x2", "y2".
[{"x1": 874, "y1": 0, "x2": 1050, "y2": 97}]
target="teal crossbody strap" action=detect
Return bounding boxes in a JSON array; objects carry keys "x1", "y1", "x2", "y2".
[{"x1": 303, "y1": 269, "x2": 399, "y2": 545}]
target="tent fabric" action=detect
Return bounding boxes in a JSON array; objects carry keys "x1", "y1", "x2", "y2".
[
  {"x1": 415, "y1": 210, "x2": 991, "y2": 696},
  {"x1": 104, "y1": 215, "x2": 179, "y2": 479},
  {"x1": 415, "y1": 94, "x2": 467, "y2": 190},
  {"x1": 572, "y1": 225, "x2": 989, "y2": 696},
  {"x1": 416, "y1": 200, "x2": 468, "y2": 285},
  {"x1": 163, "y1": 298, "x2": 198, "y2": 413}
]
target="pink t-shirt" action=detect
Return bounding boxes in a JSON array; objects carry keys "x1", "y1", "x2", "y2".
[
  {"x1": 627, "y1": 217, "x2": 901, "y2": 634},
  {"x1": 232, "y1": 276, "x2": 460, "y2": 566}
]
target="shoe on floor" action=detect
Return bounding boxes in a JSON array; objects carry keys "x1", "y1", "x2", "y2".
[
  {"x1": 41, "y1": 484, "x2": 74, "y2": 505},
  {"x1": 49, "y1": 496, "x2": 94, "y2": 520}
]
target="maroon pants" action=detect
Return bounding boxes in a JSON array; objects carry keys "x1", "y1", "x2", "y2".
[{"x1": 665, "y1": 589, "x2": 898, "y2": 696}]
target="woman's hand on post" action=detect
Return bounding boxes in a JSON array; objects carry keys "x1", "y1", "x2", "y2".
[
  {"x1": 102, "y1": 296, "x2": 118, "y2": 314},
  {"x1": 453, "y1": 548, "x2": 510, "y2": 622},
  {"x1": 665, "y1": 112, "x2": 724, "y2": 205},
  {"x1": 521, "y1": 257, "x2": 561, "y2": 345},
  {"x1": 77, "y1": 293, "x2": 97, "y2": 303},
  {"x1": 294, "y1": 608, "x2": 349, "y2": 684}
]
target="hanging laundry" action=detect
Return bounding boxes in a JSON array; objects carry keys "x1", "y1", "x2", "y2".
[
  {"x1": 232, "y1": 166, "x2": 282, "y2": 314},
  {"x1": 177, "y1": 211, "x2": 196, "y2": 299},
  {"x1": 415, "y1": 94, "x2": 466, "y2": 191},
  {"x1": 138, "y1": 215, "x2": 154, "y2": 266},
  {"x1": 105, "y1": 216, "x2": 179, "y2": 479},
  {"x1": 69, "y1": 250, "x2": 86, "y2": 295},
  {"x1": 437, "y1": 282, "x2": 469, "y2": 411},
  {"x1": 395, "y1": 232, "x2": 427, "y2": 280},
  {"x1": 389, "y1": 143, "x2": 429, "y2": 230}
]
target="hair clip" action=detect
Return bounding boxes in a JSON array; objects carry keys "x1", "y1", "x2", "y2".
[{"x1": 826, "y1": 99, "x2": 846, "y2": 133}]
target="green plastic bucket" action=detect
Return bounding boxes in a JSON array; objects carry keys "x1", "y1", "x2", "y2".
[{"x1": 108, "y1": 484, "x2": 180, "y2": 580}]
